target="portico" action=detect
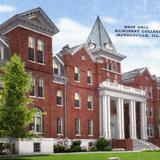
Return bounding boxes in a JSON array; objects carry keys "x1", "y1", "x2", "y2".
[{"x1": 99, "y1": 80, "x2": 147, "y2": 140}]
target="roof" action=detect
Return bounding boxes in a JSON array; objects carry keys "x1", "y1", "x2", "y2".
[
  {"x1": 85, "y1": 16, "x2": 126, "y2": 61},
  {"x1": 0, "y1": 7, "x2": 59, "y2": 36},
  {"x1": 122, "y1": 67, "x2": 153, "y2": 81},
  {"x1": 0, "y1": 35, "x2": 9, "y2": 47}
]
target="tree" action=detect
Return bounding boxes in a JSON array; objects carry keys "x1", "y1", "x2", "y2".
[{"x1": 0, "y1": 54, "x2": 35, "y2": 156}]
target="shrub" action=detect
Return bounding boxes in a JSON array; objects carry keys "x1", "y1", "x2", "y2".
[
  {"x1": 89, "y1": 146, "x2": 97, "y2": 151},
  {"x1": 70, "y1": 140, "x2": 82, "y2": 152},
  {"x1": 54, "y1": 145, "x2": 65, "y2": 153},
  {"x1": 96, "y1": 137, "x2": 112, "y2": 151}
]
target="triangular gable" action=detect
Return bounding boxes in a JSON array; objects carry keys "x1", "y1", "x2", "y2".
[
  {"x1": 140, "y1": 67, "x2": 155, "y2": 81},
  {"x1": 0, "y1": 7, "x2": 59, "y2": 36},
  {"x1": 18, "y1": 7, "x2": 58, "y2": 31}
]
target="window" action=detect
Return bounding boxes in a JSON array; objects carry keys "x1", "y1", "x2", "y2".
[
  {"x1": 75, "y1": 92, "x2": 81, "y2": 108},
  {"x1": 38, "y1": 78, "x2": 44, "y2": 98},
  {"x1": 87, "y1": 70, "x2": 93, "y2": 84},
  {"x1": 75, "y1": 118, "x2": 80, "y2": 135},
  {"x1": 88, "y1": 119, "x2": 93, "y2": 135},
  {"x1": 87, "y1": 95, "x2": 93, "y2": 110},
  {"x1": 147, "y1": 124, "x2": 154, "y2": 138},
  {"x1": 30, "y1": 76, "x2": 35, "y2": 96},
  {"x1": 57, "y1": 116, "x2": 63, "y2": 134},
  {"x1": 113, "y1": 62, "x2": 118, "y2": 72},
  {"x1": 150, "y1": 107, "x2": 153, "y2": 117},
  {"x1": 0, "y1": 46, "x2": 4, "y2": 60},
  {"x1": 37, "y1": 40, "x2": 44, "y2": 64},
  {"x1": 108, "y1": 63, "x2": 112, "y2": 71},
  {"x1": 149, "y1": 87, "x2": 153, "y2": 98},
  {"x1": 74, "y1": 66, "x2": 80, "y2": 82},
  {"x1": 56, "y1": 90, "x2": 63, "y2": 105},
  {"x1": 146, "y1": 106, "x2": 150, "y2": 117},
  {"x1": 33, "y1": 142, "x2": 41, "y2": 152},
  {"x1": 53, "y1": 61, "x2": 60, "y2": 74},
  {"x1": 28, "y1": 37, "x2": 35, "y2": 61},
  {"x1": 30, "y1": 108, "x2": 43, "y2": 134}
]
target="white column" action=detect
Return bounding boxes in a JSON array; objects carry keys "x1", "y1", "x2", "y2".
[
  {"x1": 117, "y1": 98, "x2": 125, "y2": 139},
  {"x1": 106, "y1": 96, "x2": 111, "y2": 139},
  {"x1": 140, "y1": 102, "x2": 147, "y2": 139},
  {"x1": 102, "y1": 95, "x2": 111, "y2": 139},
  {"x1": 129, "y1": 100, "x2": 137, "y2": 139},
  {"x1": 121, "y1": 98, "x2": 125, "y2": 139},
  {"x1": 102, "y1": 95, "x2": 107, "y2": 138}
]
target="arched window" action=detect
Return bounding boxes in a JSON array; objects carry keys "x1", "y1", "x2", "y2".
[
  {"x1": 75, "y1": 92, "x2": 81, "y2": 108},
  {"x1": 74, "y1": 66, "x2": 80, "y2": 82},
  {"x1": 30, "y1": 108, "x2": 43, "y2": 134},
  {"x1": 57, "y1": 116, "x2": 63, "y2": 134},
  {"x1": 56, "y1": 90, "x2": 63, "y2": 105}
]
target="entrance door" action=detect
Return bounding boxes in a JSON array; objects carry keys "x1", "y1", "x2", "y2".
[{"x1": 124, "y1": 103, "x2": 130, "y2": 139}]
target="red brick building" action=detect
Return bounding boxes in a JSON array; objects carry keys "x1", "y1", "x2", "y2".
[{"x1": 1, "y1": 8, "x2": 160, "y2": 151}]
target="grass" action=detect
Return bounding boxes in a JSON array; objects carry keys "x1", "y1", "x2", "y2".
[{"x1": 8, "y1": 151, "x2": 160, "y2": 160}]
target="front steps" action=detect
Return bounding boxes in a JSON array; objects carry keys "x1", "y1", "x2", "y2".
[{"x1": 133, "y1": 139, "x2": 160, "y2": 151}]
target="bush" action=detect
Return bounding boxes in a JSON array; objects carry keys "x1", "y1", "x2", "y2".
[
  {"x1": 89, "y1": 146, "x2": 97, "y2": 151},
  {"x1": 54, "y1": 145, "x2": 65, "y2": 153},
  {"x1": 96, "y1": 137, "x2": 112, "y2": 151},
  {"x1": 70, "y1": 140, "x2": 82, "y2": 152}
]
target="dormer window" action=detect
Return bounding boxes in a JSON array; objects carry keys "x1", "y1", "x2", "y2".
[
  {"x1": 53, "y1": 61, "x2": 60, "y2": 75},
  {"x1": 104, "y1": 42, "x2": 113, "y2": 50},
  {"x1": 88, "y1": 41, "x2": 96, "y2": 50},
  {"x1": 28, "y1": 37, "x2": 35, "y2": 61},
  {"x1": 37, "y1": 40, "x2": 44, "y2": 64}
]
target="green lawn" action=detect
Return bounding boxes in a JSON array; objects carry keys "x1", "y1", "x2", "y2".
[{"x1": 12, "y1": 151, "x2": 160, "y2": 160}]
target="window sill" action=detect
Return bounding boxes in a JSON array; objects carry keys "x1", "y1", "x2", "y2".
[
  {"x1": 75, "y1": 107, "x2": 81, "y2": 109},
  {"x1": 37, "y1": 97, "x2": 45, "y2": 100},
  {"x1": 37, "y1": 62, "x2": 45, "y2": 65},
  {"x1": 88, "y1": 135, "x2": 94, "y2": 137},
  {"x1": 75, "y1": 80, "x2": 80, "y2": 83},
  {"x1": 29, "y1": 95, "x2": 36, "y2": 98},
  {"x1": 57, "y1": 134, "x2": 63, "y2": 136},
  {"x1": 87, "y1": 83, "x2": 93, "y2": 86},
  {"x1": 28, "y1": 60, "x2": 36, "y2": 63},
  {"x1": 88, "y1": 108, "x2": 94, "y2": 111},
  {"x1": 75, "y1": 134, "x2": 81, "y2": 136},
  {"x1": 57, "y1": 104, "x2": 63, "y2": 107}
]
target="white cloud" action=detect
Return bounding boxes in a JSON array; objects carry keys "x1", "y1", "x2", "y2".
[
  {"x1": 102, "y1": 16, "x2": 119, "y2": 24},
  {"x1": 111, "y1": 35, "x2": 151, "y2": 46},
  {"x1": 147, "y1": 21, "x2": 160, "y2": 30},
  {"x1": 53, "y1": 17, "x2": 90, "y2": 53},
  {"x1": 0, "y1": 4, "x2": 16, "y2": 13}
]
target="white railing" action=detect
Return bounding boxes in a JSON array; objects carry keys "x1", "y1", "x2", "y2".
[{"x1": 100, "y1": 81, "x2": 146, "y2": 96}]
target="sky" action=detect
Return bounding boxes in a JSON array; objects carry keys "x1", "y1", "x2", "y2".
[{"x1": 0, "y1": 0, "x2": 160, "y2": 76}]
